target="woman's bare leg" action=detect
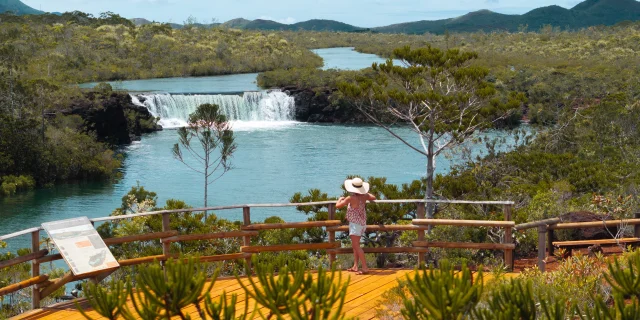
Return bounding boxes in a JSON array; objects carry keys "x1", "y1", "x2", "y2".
[
  {"x1": 358, "y1": 244, "x2": 368, "y2": 272},
  {"x1": 350, "y1": 235, "x2": 361, "y2": 271}
]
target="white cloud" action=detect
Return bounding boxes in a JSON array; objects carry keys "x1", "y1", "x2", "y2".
[{"x1": 257, "y1": 15, "x2": 296, "y2": 24}]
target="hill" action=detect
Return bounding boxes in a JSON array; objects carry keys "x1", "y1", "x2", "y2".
[
  {"x1": 571, "y1": 0, "x2": 640, "y2": 26},
  {"x1": 243, "y1": 19, "x2": 288, "y2": 30},
  {"x1": 220, "y1": 18, "x2": 366, "y2": 32},
  {"x1": 221, "y1": 17, "x2": 251, "y2": 29},
  {"x1": 0, "y1": 0, "x2": 43, "y2": 15},
  {"x1": 373, "y1": 0, "x2": 640, "y2": 34},
  {"x1": 131, "y1": 18, "x2": 152, "y2": 26},
  {"x1": 290, "y1": 19, "x2": 365, "y2": 32}
]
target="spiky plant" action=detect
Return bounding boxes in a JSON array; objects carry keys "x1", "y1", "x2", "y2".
[
  {"x1": 402, "y1": 260, "x2": 483, "y2": 320},
  {"x1": 205, "y1": 291, "x2": 255, "y2": 320},
  {"x1": 288, "y1": 264, "x2": 350, "y2": 320},
  {"x1": 472, "y1": 279, "x2": 536, "y2": 320},
  {"x1": 77, "y1": 278, "x2": 133, "y2": 320},
  {"x1": 604, "y1": 251, "x2": 640, "y2": 301},
  {"x1": 577, "y1": 293, "x2": 640, "y2": 320},
  {"x1": 540, "y1": 293, "x2": 570, "y2": 320},
  {"x1": 130, "y1": 257, "x2": 216, "y2": 319},
  {"x1": 238, "y1": 256, "x2": 306, "y2": 318}
]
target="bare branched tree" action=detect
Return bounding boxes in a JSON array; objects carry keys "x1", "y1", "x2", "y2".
[
  {"x1": 172, "y1": 103, "x2": 236, "y2": 217},
  {"x1": 339, "y1": 45, "x2": 524, "y2": 218}
]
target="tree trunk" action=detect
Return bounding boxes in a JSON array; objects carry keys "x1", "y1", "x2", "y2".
[
  {"x1": 425, "y1": 126, "x2": 436, "y2": 219},
  {"x1": 425, "y1": 153, "x2": 435, "y2": 218},
  {"x1": 204, "y1": 152, "x2": 208, "y2": 219},
  {"x1": 425, "y1": 126, "x2": 436, "y2": 234}
]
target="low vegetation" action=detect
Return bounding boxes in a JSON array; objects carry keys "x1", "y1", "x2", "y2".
[{"x1": 71, "y1": 249, "x2": 640, "y2": 319}]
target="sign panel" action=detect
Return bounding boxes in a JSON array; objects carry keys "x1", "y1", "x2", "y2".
[{"x1": 42, "y1": 217, "x2": 119, "y2": 276}]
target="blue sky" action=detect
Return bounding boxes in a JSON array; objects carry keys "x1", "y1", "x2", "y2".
[{"x1": 22, "y1": 0, "x2": 585, "y2": 27}]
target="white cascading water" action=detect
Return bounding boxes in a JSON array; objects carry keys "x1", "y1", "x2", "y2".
[{"x1": 130, "y1": 90, "x2": 296, "y2": 129}]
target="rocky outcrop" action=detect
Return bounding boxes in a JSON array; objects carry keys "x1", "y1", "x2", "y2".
[
  {"x1": 62, "y1": 92, "x2": 162, "y2": 145},
  {"x1": 284, "y1": 87, "x2": 369, "y2": 123}
]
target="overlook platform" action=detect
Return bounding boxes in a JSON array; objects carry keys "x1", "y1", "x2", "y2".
[{"x1": 13, "y1": 268, "x2": 510, "y2": 320}]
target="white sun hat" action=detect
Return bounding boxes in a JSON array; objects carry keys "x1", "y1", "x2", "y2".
[{"x1": 344, "y1": 177, "x2": 370, "y2": 194}]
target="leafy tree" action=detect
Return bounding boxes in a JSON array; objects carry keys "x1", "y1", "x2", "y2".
[
  {"x1": 172, "y1": 103, "x2": 236, "y2": 215},
  {"x1": 339, "y1": 46, "x2": 524, "y2": 218}
]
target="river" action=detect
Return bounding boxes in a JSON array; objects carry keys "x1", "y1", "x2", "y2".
[{"x1": 1, "y1": 48, "x2": 514, "y2": 250}]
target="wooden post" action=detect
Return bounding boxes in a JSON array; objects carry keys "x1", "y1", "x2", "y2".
[
  {"x1": 161, "y1": 213, "x2": 171, "y2": 259},
  {"x1": 243, "y1": 207, "x2": 252, "y2": 273},
  {"x1": 503, "y1": 204, "x2": 513, "y2": 271},
  {"x1": 635, "y1": 213, "x2": 640, "y2": 238},
  {"x1": 416, "y1": 203, "x2": 426, "y2": 266},
  {"x1": 547, "y1": 228, "x2": 555, "y2": 257},
  {"x1": 328, "y1": 203, "x2": 336, "y2": 267},
  {"x1": 537, "y1": 225, "x2": 547, "y2": 272},
  {"x1": 31, "y1": 230, "x2": 40, "y2": 309}
]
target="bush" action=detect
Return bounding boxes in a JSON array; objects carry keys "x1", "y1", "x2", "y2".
[
  {"x1": 93, "y1": 82, "x2": 113, "y2": 94},
  {"x1": 0, "y1": 175, "x2": 36, "y2": 196},
  {"x1": 401, "y1": 260, "x2": 483, "y2": 320}
]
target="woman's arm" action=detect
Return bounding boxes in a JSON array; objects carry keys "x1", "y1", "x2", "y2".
[
  {"x1": 336, "y1": 196, "x2": 350, "y2": 208},
  {"x1": 367, "y1": 193, "x2": 376, "y2": 201}
]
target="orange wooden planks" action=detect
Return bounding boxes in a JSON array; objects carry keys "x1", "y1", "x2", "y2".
[{"x1": 13, "y1": 269, "x2": 517, "y2": 320}]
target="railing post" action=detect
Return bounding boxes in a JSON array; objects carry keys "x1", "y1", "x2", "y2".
[
  {"x1": 537, "y1": 225, "x2": 547, "y2": 272},
  {"x1": 328, "y1": 203, "x2": 336, "y2": 267},
  {"x1": 162, "y1": 213, "x2": 171, "y2": 258},
  {"x1": 243, "y1": 207, "x2": 252, "y2": 273},
  {"x1": 416, "y1": 202, "x2": 426, "y2": 266},
  {"x1": 503, "y1": 204, "x2": 513, "y2": 271},
  {"x1": 547, "y1": 228, "x2": 555, "y2": 257},
  {"x1": 31, "y1": 230, "x2": 40, "y2": 309},
  {"x1": 635, "y1": 213, "x2": 640, "y2": 238}
]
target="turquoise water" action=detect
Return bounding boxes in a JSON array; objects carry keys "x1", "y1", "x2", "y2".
[
  {"x1": 1, "y1": 125, "x2": 516, "y2": 250},
  {"x1": 78, "y1": 73, "x2": 261, "y2": 94},
  {"x1": 315, "y1": 47, "x2": 400, "y2": 70},
  {"x1": 78, "y1": 47, "x2": 393, "y2": 92},
  {"x1": 2, "y1": 48, "x2": 516, "y2": 250}
]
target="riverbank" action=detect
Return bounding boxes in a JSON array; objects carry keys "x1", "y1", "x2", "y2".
[{"x1": 62, "y1": 90, "x2": 162, "y2": 145}]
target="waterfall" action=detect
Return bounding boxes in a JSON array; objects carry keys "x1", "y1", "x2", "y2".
[{"x1": 131, "y1": 90, "x2": 296, "y2": 129}]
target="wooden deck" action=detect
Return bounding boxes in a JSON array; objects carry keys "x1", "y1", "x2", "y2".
[{"x1": 13, "y1": 269, "x2": 499, "y2": 320}]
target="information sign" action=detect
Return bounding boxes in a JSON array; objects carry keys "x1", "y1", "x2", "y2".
[{"x1": 42, "y1": 217, "x2": 119, "y2": 275}]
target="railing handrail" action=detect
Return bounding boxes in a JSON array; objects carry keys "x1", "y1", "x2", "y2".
[
  {"x1": 0, "y1": 199, "x2": 517, "y2": 309},
  {"x1": 0, "y1": 199, "x2": 514, "y2": 241}
]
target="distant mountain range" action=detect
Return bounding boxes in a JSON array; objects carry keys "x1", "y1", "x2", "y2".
[
  {"x1": 0, "y1": 0, "x2": 43, "y2": 15},
  {"x1": 374, "y1": 0, "x2": 640, "y2": 34},
  {"x1": 2, "y1": 0, "x2": 639, "y2": 34}
]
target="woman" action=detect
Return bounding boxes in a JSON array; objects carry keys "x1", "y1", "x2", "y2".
[{"x1": 336, "y1": 177, "x2": 376, "y2": 274}]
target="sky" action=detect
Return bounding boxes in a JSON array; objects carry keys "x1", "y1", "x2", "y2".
[{"x1": 22, "y1": 0, "x2": 586, "y2": 28}]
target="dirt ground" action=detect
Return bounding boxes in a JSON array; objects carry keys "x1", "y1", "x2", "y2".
[{"x1": 512, "y1": 245, "x2": 626, "y2": 272}]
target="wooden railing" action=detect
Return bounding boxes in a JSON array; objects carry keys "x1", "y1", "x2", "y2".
[
  {"x1": 0, "y1": 199, "x2": 515, "y2": 310},
  {"x1": 514, "y1": 213, "x2": 640, "y2": 271}
]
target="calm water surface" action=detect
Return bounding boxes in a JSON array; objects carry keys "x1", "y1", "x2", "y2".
[{"x1": 2, "y1": 48, "x2": 512, "y2": 250}]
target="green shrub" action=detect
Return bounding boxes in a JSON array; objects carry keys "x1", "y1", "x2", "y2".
[
  {"x1": 93, "y1": 82, "x2": 113, "y2": 94},
  {"x1": 521, "y1": 252, "x2": 609, "y2": 312},
  {"x1": 401, "y1": 260, "x2": 483, "y2": 320},
  {"x1": 0, "y1": 175, "x2": 36, "y2": 196},
  {"x1": 472, "y1": 279, "x2": 537, "y2": 320}
]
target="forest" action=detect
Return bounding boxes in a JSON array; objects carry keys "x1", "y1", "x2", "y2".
[{"x1": 0, "y1": 11, "x2": 321, "y2": 195}]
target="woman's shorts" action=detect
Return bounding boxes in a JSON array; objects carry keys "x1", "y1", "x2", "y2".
[{"x1": 349, "y1": 222, "x2": 367, "y2": 236}]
